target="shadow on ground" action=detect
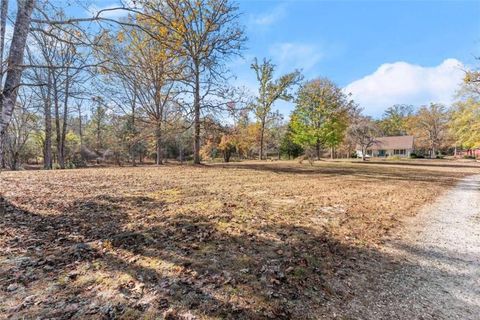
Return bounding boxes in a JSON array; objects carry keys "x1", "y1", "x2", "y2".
[
  {"x1": 211, "y1": 162, "x2": 469, "y2": 187},
  {"x1": 0, "y1": 190, "x2": 477, "y2": 319},
  {"x1": 356, "y1": 160, "x2": 480, "y2": 169}
]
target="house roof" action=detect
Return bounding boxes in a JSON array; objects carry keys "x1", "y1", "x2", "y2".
[{"x1": 369, "y1": 135, "x2": 414, "y2": 150}]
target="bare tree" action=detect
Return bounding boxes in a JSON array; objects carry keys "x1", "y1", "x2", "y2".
[
  {"x1": 348, "y1": 117, "x2": 380, "y2": 161},
  {"x1": 4, "y1": 93, "x2": 38, "y2": 170},
  {"x1": 410, "y1": 103, "x2": 448, "y2": 158},
  {"x1": 141, "y1": 0, "x2": 246, "y2": 164},
  {"x1": 124, "y1": 28, "x2": 179, "y2": 165},
  {"x1": 0, "y1": 0, "x2": 112, "y2": 168},
  {"x1": 27, "y1": 19, "x2": 90, "y2": 169},
  {"x1": 95, "y1": 22, "x2": 183, "y2": 165},
  {"x1": 26, "y1": 43, "x2": 54, "y2": 169}
]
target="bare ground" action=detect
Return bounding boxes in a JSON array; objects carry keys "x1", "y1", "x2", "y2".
[
  {"x1": 0, "y1": 160, "x2": 479, "y2": 319},
  {"x1": 335, "y1": 174, "x2": 480, "y2": 319}
]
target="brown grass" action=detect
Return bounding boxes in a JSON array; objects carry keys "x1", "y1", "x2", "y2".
[{"x1": 0, "y1": 160, "x2": 478, "y2": 319}]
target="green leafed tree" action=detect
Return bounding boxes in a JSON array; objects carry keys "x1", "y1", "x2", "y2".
[
  {"x1": 251, "y1": 58, "x2": 302, "y2": 160},
  {"x1": 280, "y1": 124, "x2": 303, "y2": 159},
  {"x1": 289, "y1": 78, "x2": 356, "y2": 160}
]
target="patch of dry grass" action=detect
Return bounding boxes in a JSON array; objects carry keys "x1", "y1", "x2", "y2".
[{"x1": 0, "y1": 160, "x2": 478, "y2": 319}]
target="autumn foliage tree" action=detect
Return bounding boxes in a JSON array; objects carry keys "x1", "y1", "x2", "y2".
[
  {"x1": 218, "y1": 135, "x2": 236, "y2": 162},
  {"x1": 409, "y1": 103, "x2": 449, "y2": 157},
  {"x1": 450, "y1": 98, "x2": 480, "y2": 151}
]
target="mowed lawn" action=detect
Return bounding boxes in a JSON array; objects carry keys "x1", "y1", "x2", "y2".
[{"x1": 1, "y1": 161, "x2": 478, "y2": 319}]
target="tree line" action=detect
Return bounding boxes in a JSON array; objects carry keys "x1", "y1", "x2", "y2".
[{"x1": 0, "y1": 0, "x2": 479, "y2": 170}]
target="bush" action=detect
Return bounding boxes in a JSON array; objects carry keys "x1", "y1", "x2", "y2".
[
  {"x1": 389, "y1": 155, "x2": 402, "y2": 161},
  {"x1": 66, "y1": 162, "x2": 76, "y2": 169},
  {"x1": 52, "y1": 162, "x2": 76, "y2": 170},
  {"x1": 72, "y1": 154, "x2": 87, "y2": 168},
  {"x1": 411, "y1": 153, "x2": 425, "y2": 159},
  {"x1": 464, "y1": 155, "x2": 476, "y2": 160}
]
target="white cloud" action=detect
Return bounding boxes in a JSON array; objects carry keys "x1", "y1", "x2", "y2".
[
  {"x1": 344, "y1": 59, "x2": 465, "y2": 117},
  {"x1": 251, "y1": 5, "x2": 286, "y2": 26},
  {"x1": 269, "y1": 42, "x2": 323, "y2": 74},
  {"x1": 87, "y1": 3, "x2": 131, "y2": 19}
]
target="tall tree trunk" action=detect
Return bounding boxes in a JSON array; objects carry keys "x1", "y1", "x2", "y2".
[
  {"x1": 316, "y1": 139, "x2": 320, "y2": 160},
  {"x1": 0, "y1": 132, "x2": 5, "y2": 169},
  {"x1": 0, "y1": 0, "x2": 35, "y2": 214},
  {"x1": 131, "y1": 89, "x2": 136, "y2": 167},
  {"x1": 0, "y1": 0, "x2": 8, "y2": 92},
  {"x1": 131, "y1": 148, "x2": 137, "y2": 166},
  {"x1": 95, "y1": 105, "x2": 102, "y2": 154},
  {"x1": 43, "y1": 70, "x2": 53, "y2": 169},
  {"x1": 330, "y1": 146, "x2": 334, "y2": 160},
  {"x1": 53, "y1": 78, "x2": 64, "y2": 169},
  {"x1": 193, "y1": 63, "x2": 201, "y2": 164},
  {"x1": 179, "y1": 144, "x2": 184, "y2": 164},
  {"x1": 78, "y1": 106, "x2": 83, "y2": 148},
  {"x1": 0, "y1": 0, "x2": 7, "y2": 170},
  {"x1": 155, "y1": 122, "x2": 162, "y2": 165},
  {"x1": 61, "y1": 68, "x2": 69, "y2": 165},
  {"x1": 259, "y1": 123, "x2": 265, "y2": 160},
  {"x1": 0, "y1": 0, "x2": 35, "y2": 168}
]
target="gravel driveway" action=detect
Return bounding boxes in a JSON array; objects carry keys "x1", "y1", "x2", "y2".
[{"x1": 339, "y1": 174, "x2": 480, "y2": 319}]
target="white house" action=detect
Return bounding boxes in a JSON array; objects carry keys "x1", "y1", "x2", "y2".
[{"x1": 356, "y1": 136, "x2": 414, "y2": 158}]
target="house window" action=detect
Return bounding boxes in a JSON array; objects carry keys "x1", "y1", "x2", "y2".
[{"x1": 394, "y1": 149, "x2": 406, "y2": 155}]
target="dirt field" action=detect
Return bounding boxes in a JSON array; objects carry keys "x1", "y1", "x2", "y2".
[{"x1": 1, "y1": 160, "x2": 479, "y2": 319}]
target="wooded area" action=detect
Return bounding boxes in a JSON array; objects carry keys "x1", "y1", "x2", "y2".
[{"x1": 0, "y1": 0, "x2": 479, "y2": 171}]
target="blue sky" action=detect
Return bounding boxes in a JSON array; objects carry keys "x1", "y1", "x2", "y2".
[
  {"x1": 87, "y1": 0, "x2": 480, "y2": 118},
  {"x1": 232, "y1": 0, "x2": 480, "y2": 117}
]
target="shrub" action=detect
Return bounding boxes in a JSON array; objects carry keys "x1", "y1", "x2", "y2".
[
  {"x1": 72, "y1": 154, "x2": 87, "y2": 168},
  {"x1": 410, "y1": 153, "x2": 417, "y2": 159},
  {"x1": 389, "y1": 155, "x2": 402, "y2": 161},
  {"x1": 66, "y1": 162, "x2": 76, "y2": 169}
]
